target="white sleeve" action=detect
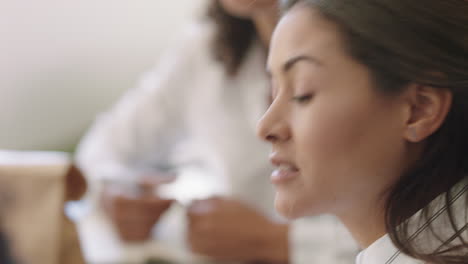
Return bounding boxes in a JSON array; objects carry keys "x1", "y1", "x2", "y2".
[
  {"x1": 74, "y1": 23, "x2": 210, "y2": 189},
  {"x1": 75, "y1": 68, "x2": 184, "y2": 179},
  {"x1": 289, "y1": 215, "x2": 359, "y2": 264}
]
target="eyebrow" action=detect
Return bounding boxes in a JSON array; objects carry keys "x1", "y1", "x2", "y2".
[
  {"x1": 266, "y1": 54, "x2": 323, "y2": 76},
  {"x1": 283, "y1": 55, "x2": 323, "y2": 73}
]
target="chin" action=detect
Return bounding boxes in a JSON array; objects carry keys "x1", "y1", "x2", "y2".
[
  {"x1": 274, "y1": 193, "x2": 307, "y2": 219},
  {"x1": 274, "y1": 191, "x2": 326, "y2": 219}
]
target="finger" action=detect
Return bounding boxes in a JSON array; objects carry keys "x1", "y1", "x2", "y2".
[
  {"x1": 187, "y1": 199, "x2": 217, "y2": 216},
  {"x1": 188, "y1": 196, "x2": 222, "y2": 207},
  {"x1": 188, "y1": 237, "x2": 233, "y2": 260},
  {"x1": 141, "y1": 197, "x2": 174, "y2": 214},
  {"x1": 187, "y1": 215, "x2": 214, "y2": 235},
  {"x1": 114, "y1": 194, "x2": 168, "y2": 206},
  {"x1": 156, "y1": 198, "x2": 175, "y2": 208},
  {"x1": 145, "y1": 199, "x2": 174, "y2": 219},
  {"x1": 188, "y1": 232, "x2": 213, "y2": 255},
  {"x1": 145, "y1": 195, "x2": 174, "y2": 203},
  {"x1": 113, "y1": 194, "x2": 144, "y2": 208},
  {"x1": 113, "y1": 213, "x2": 157, "y2": 224},
  {"x1": 187, "y1": 199, "x2": 202, "y2": 222},
  {"x1": 112, "y1": 205, "x2": 147, "y2": 219},
  {"x1": 138, "y1": 174, "x2": 177, "y2": 188},
  {"x1": 115, "y1": 223, "x2": 154, "y2": 242},
  {"x1": 65, "y1": 165, "x2": 87, "y2": 201},
  {"x1": 110, "y1": 195, "x2": 172, "y2": 220}
]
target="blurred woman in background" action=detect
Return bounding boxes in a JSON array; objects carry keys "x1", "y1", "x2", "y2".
[{"x1": 258, "y1": 0, "x2": 468, "y2": 263}]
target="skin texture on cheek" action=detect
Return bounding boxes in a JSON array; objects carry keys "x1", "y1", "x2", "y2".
[{"x1": 293, "y1": 85, "x2": 405, "y2": 216}]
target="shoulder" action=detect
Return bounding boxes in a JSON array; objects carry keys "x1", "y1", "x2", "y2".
[
  {"x1": 135, "y1": 20, "x2": 219, "y2": 94},
  {"x1": 180, "y1": 20, "x2": 217, "y2": 47},
  {"x1": 158, "y1": 20, "x2": 217, "y2": 66}
]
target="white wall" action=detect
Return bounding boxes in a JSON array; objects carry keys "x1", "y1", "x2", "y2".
[{"x1": 0, "y1": 0, "x2": 208, "y2": 151}]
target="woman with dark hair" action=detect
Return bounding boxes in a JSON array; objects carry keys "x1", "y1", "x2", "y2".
[
  {"x1": 77, "y1": 0, "x2": 356, "y2": 263},
  {"x1": 258, "y1": 0, "x2": 468, "y2": 263}
]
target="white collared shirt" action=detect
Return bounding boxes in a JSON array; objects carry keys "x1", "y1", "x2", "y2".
[
  {"x1": 356, "y1": 180, "x2": 468, "y2": 264},
  {"x1": 356, "y1": 234, "x2": 424, "y2": 264}
]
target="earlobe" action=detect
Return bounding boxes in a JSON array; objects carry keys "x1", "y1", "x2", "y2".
[
  {"x1": 403, "y1": 84, "x2": 452, "y2": 143},
  {"x1": 407, "y1": 126, "x2": 419, "y2": 142}
]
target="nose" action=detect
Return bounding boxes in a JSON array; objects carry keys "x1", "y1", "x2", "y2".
[{"x1": 256, "y1": 101, "x2": 290, "y2": 143}]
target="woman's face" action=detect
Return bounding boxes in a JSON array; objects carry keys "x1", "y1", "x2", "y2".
[
  {"x1": 257, "y1": 5, "x2": 410, "y2": 219},
  {"x1": 219, "y1": 0, "x2": 277, "y2": 18}
]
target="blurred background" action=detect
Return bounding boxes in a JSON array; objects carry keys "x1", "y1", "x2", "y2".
[
  {"x1": 0, "y1": 2, "x2": 211, "y2": 263},
  {"x1": 0, "y1": 0, "x2": 207, "y2": 151}
]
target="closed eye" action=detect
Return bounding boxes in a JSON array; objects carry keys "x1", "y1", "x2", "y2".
[{"x1": 291, "y1": 94, "x2": 314, "y2": 104}]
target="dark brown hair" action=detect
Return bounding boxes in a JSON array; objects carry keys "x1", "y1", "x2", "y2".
[
  {"x1": 0, "y1": 232, "x2": 14, "y2": 264},
  {"x1": 283, "y1": 0, "x2": 468, "y2": 263},
  {"x1": 206, "y1": 1, "x2": 256, "y2": 77}
]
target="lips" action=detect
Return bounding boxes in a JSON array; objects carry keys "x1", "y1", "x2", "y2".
[{"x1": 269, "y1": 153, "x2": 300, "y2": 184}]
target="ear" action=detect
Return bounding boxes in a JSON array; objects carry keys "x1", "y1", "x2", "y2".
[{"x1": 403, "y1": 84, "x2": 452, "y2": 142}]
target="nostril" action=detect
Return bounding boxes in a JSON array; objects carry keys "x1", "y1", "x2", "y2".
[{"x1": 266, "y1": 134, "x2": 277, "y2": 142}]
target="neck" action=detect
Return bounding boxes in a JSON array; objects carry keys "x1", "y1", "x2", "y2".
[
  {"x1": 336, "y1": 155, "x2": 413, "y2": 249},
  {"x1": 337, "y1": 198, "x2": 388, "y2": 249},
  {"x1": 251, "y1": 7, "x2": 278, "y2": 49}
]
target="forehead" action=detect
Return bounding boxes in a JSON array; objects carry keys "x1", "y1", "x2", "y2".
[{"x1": 268, "y1": 5, "x2": 345, "y2": 70}]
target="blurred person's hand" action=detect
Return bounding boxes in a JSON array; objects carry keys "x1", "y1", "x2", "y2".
[
  {"x1": 101, "y1": 175, "x2": 175, "y2": 242},
  {"x1": 187, "y1": 197, "x2": 289, "y2": 263},
  {"x1": 65, "y1": 165, "x2": 87, "y2": 201}
]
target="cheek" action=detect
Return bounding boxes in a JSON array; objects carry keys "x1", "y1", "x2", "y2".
[
  {"x1": 290, "y1": 94, "x2": 403, "y2": 213},
  {"x1": 295, "y1": 98, "x2": 372, "y2": 164}
]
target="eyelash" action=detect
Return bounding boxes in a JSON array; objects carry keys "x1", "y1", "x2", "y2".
[{"x1": 291, "y1": 94, "x2": 313, "y2": 104}]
